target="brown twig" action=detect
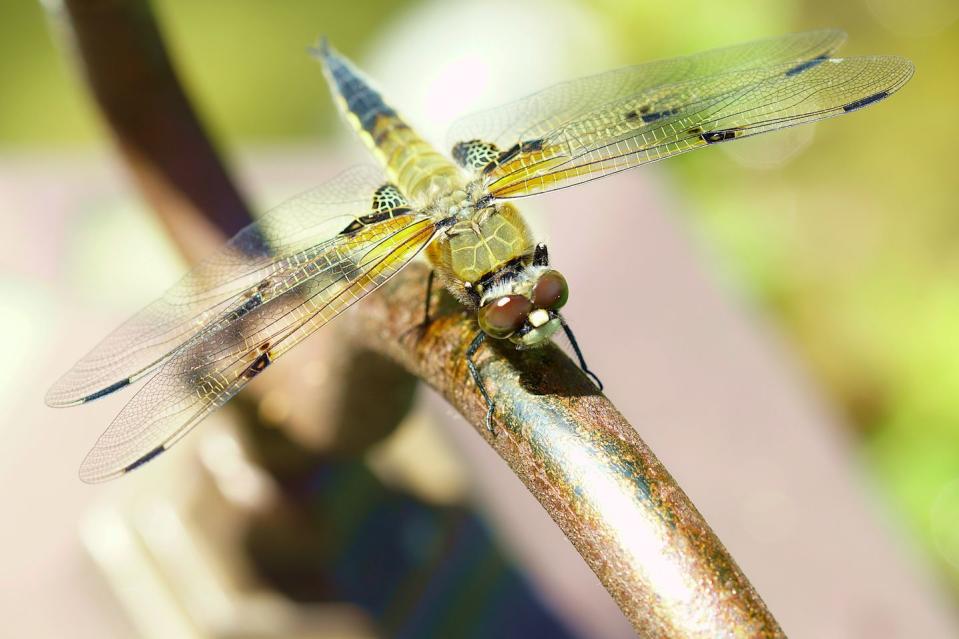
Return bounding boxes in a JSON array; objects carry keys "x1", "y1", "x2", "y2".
[
  {"x1": 351, "y1": 265, "x2": 785, "y2": 637},
  {"x1": 50, "y1": 0, "x2": 786, "y2": 635}
]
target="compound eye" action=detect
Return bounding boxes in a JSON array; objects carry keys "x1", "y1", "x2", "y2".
[
  {"x1": 478, "y1": 295, "x2": 532, "y2": 338},
  {"x1": 532, "y1": 270, "x2": 569, "y2": 309}
]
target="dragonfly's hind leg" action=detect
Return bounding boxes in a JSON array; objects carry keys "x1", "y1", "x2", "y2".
[
  {"x1": 559, "y1": 316, "x2": 604, "y2": 391},
  {"x1": 466, "y1": 331, "x2": 496, "y2": 433}
]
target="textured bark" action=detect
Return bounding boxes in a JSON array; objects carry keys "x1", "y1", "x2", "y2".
[{"x1": 349, "y1": 265, "x2": 785, "y2": 637}]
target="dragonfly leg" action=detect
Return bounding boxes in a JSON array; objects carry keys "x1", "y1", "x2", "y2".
[
  {"x1": 421, "y1": 269, "x2": 435, "y2": 327},
  {"x1": 559, "y1": 316, "x2": 604, "y2": 391},
  {"x1": 466, "y1": 331, "x2": 496, "y2": 433}
]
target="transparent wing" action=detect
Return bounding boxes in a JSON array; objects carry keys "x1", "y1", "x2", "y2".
[
  {"x1": 78, "y1": 212, "x2": 437, "y2": 482},
  {"x1": 46, "y1": 166, "x2": 392, "y2": 407},
  {"x1": 481, "y1": 54, "x2": 913, "y2": 198},
  {"x1": 447, "y1": 29, "x2": 848, "y2": 151}
]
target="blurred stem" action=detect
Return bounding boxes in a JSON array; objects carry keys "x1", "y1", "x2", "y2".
[
  {"x1": 52, "y1": 0, "x2": 252, "y2": 260},
  {"x1": 50, "y1": 0, "x2": 786, "y2": 636}
]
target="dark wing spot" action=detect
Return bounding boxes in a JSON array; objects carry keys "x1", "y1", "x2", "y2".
[
  {"x1": 468, "y1": 138, "x2": 545, "y2": 174},
  {"x1": 340, "y1": 219, "x2": 364, "y2": 234},
  {"x1": 639, "y1": 104, "x2": 651, "y2": 114},
  {"x1": 244, "y1": 351, "x2": 272, "y2": 379},
  {"x1": 641, "y1": 108, "x2": 679, "y2": 124},
  {"x1": 700, "y1": 129, "x2": 739, "y2": 144},
  {"x1": 488, "y1": 138, "x2": 544, "y2": 169},
  {"x1": 123, "y1": 445, "x2": 165, "y2": 473},
  {"x1": 785, "y1": 54, "x2": 828, "y2": 77},
  {"x1": 83, "y1": 378, "x2": 131, "y2": 403},
  {"x1": 842, "y1": 91, "x2": 889, "y2": 112},
  {"x1": 493, "y1": 143, "x2": 522, "y2": 166},
  {"x1": 624, "y1": 110, "x2": 640, "y2": 122},
  {"x1": 520, "y1": 138, "x2": 544, "y2": 152},
  {"x1": 371, "y1": 183, "x2": 408, "y2": 213},
  {"x1": 234, "y1": 293, "x2": 264, "y2": 319},
  {"x1": 452, "y1": 140, "x2": 501, "y2": 172},
  {"x1": 339, "y1": 207, "x2": 413, "y2": 235},
  {"x1": 687, "y1": 126, "x2": 704, "y2": 135},
  {"x1": 451, "y1": 141, "x2": 470, "y2": 166}
]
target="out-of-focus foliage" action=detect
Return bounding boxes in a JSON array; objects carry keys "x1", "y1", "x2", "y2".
[
  {"x1": 3, "y1": 0, "x2": 957, "y2": 594},
  {"x1": 0, "y1": 0, "x2": 406, "y2": 145}
]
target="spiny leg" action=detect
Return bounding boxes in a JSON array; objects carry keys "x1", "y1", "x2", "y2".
[
  {"x1": 466, "y1": 331, "x2": 496, "y2": 433},
  {"x1": 559, "y1": 316, "x2": 604, "y2": 391}
]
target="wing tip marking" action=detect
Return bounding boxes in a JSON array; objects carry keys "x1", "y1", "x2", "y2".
[
  {"x1": 700, "y1": 129, "x2": 740, "y2": 144},
  {"x1": 122, "y1": 445, "x2": 166, "y2": 474},
  {"x1": 785, "y1": 53, "x2": 829, "y2": 77},
  {"x1": 79, "y1": 378, "x2": 133, "y2": 404},
  {"x1": 842, "y1": 91, "x2": 889, "y2": 112}
]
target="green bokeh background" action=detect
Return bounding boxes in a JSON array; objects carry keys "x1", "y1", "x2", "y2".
[{"x1": 3, "y1": 0, "x2": 958, "y2": 597}]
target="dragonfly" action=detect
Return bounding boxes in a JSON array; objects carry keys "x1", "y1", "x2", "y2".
[{"x1": 47, "y1": 30, "x2": 913, "y2": 482}]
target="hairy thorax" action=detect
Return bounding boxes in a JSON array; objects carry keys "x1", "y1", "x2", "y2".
[{"x1": 426, "y1": 197, "x2": 535, "y2": 301}]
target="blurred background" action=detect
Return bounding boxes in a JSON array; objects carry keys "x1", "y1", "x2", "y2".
[{"x1": 1, "y1": 0, "x2": 958, "y2": 637}]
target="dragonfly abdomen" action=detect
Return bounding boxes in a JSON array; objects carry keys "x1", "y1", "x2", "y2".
[
  {"x1": 316, "y1": 41, "x2": 463, "y2": 201},
  {"x1": 378, "y1": 125, "x2": 463, "y2": 200}
]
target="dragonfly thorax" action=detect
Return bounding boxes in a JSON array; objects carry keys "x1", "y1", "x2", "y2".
[{"x1": 427, "y1": 188, "x2": 472, "y2": 219}]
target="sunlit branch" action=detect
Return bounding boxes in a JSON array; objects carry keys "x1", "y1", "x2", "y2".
[{"x1": 349, "y1": 263, "x2": 784, "y2": 637}]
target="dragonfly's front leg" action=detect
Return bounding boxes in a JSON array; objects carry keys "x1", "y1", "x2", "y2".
[
  {"x1": 559, "y1": 316, "x2": 604, "y2": 391},
  {"x1": 421, "y1": 269, "x2": 435, "y2": 327},
  {"x1": 465, "y1": 331, "x2": 496, "y2": 433}
]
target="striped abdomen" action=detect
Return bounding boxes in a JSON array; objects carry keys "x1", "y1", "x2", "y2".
[{"x1": 316, "y1": 41, "x2": 464, "y2": 201}]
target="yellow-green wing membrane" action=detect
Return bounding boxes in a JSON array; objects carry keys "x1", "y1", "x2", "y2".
[
  {"x1": 77, "y1": 208, "x2": 437, "y2": 482},
  {"x1": 448, "y1": 30, "x2": 913, "y2": 198},
  {"x1": 46, "y1": 166, "x2": 396, "y2": 407},
  {"x1": 449, "y1": 29, "x2": 847, "y2": 149}
]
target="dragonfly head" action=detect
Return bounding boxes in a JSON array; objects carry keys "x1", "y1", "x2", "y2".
[{"x1": 477, "y1": 269, "x2": 568, "y2": 348}]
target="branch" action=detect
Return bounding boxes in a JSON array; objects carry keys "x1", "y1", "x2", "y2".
[
  {"x1": 351, "y1": 264, "x2": 784, "y2": 637},
  {"x1": 51, "y1": 0, "x2": 786, "y2": 635}
]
